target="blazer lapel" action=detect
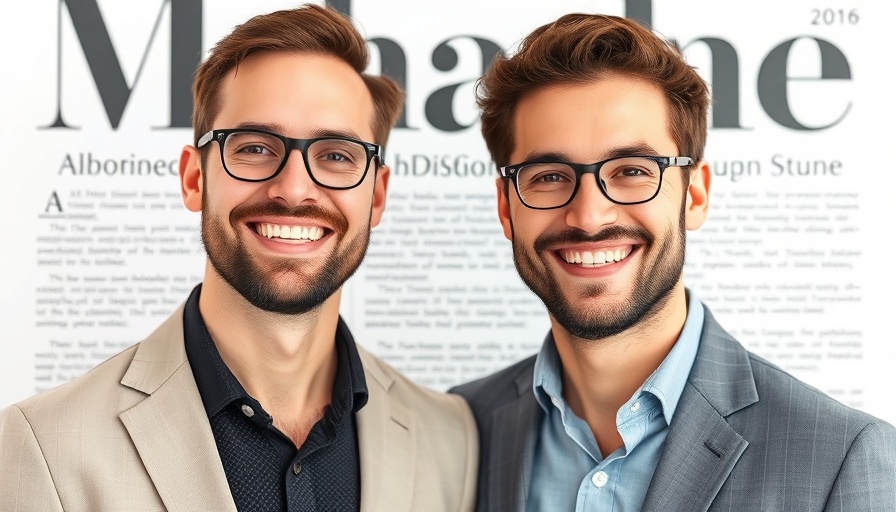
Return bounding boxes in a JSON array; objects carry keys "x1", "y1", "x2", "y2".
[
  {"x1": 356, "y1": 348, "x2": 416, "y2": 512},
  {"x1": 640, "y1": 384, "x2": 748, "y2": 511},
  {"x1": 118, "y1": 306, "x2": 236, "y2": 512},
  {"x1": 487, "y1": 367, "x2": 541, "y2": 512},
  {"x1": 642, "y1": 309, "x2": 758, "y2": 512}
]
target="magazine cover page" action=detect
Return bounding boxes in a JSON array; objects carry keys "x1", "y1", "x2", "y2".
[{"x1": 2, "y1": 0, "x2": 892, "y2": 426}]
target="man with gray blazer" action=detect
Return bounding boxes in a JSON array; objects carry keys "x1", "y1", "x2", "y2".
[
  {"x1": 451, "y1": 13, "x2": 896, "y2": 512},
  {"x1": 0, "y1": 5, "x2": 476, "y2": 511}
]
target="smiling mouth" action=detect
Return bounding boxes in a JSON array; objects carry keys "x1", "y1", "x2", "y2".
[
  {"x1": 560, "y1": 246, "x2": 633, "y2": 267},
  {"x1": 253, "y1": 223, "x2": 326, "y2": 242}
]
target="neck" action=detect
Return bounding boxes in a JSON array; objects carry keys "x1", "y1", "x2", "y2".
[
  {"x1": 198, "y1": 261, "x2": 341, "y2": 446},
  {"x1": 552, "y1": 284, "x2": 688, "y2": 457}
]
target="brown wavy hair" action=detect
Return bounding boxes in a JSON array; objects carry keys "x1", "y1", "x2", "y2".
[
  {"x1": 192, "y1": 4, "x2": 403, "y2": 148},
  {"x1": 478, "y1": 14, "x2": 708, "y2": 172}
]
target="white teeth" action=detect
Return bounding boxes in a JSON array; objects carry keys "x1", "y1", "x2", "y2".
[
  {"x1": 255, "y1": 223, "x2": 324, "y2": 241},
  {"x1": 563, "y1": 248, "x2": 629, "y2": 267}
]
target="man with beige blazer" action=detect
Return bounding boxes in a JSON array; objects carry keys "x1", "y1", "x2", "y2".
[{"x1": 0, "y1": 5, "x2": 476, "y2": 511}]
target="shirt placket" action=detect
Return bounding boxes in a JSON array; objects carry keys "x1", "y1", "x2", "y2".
[{"x1": 576, "y1": 395, "x2": 657, "y2": 511}]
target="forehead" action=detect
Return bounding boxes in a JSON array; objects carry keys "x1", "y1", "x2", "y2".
[
  {"x1": 214, "y1": 51, "x2": 375, "y2": 140},
  {"x1": 511, "y1": 75, "x2": 675, "y2": 162}
]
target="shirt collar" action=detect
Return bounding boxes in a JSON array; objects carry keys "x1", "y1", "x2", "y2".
[
  {"x1": 533, "y1": 332, "x2": 563, "y2": 413},
  {"x1": 533, "y1": 289, "x2": 704, "y2": 425},
  {"x1": 640, "y1": 290, "x2": 703, "y2": 424},
  {"x1": 183, "y1": 284, "x2": 369, "y2": 419}
]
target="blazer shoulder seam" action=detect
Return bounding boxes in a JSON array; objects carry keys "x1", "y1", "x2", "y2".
[
  {"x1": 747, "y1": 353, "x2": 846, "y2": 402},
  {"x1": 821, "y1": 420, "x2": 894, "y2": 506},
  {"x1": 5, "y1": 405, "x2": 65, "y2": 509}
]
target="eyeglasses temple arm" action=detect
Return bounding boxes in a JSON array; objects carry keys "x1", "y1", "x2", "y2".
[
  {"x1": 197, "y1": 131, "x2": 215, "y2": 148},
  {"x1": 669, "y1": 156, "x2": 693, "y2": 167}
]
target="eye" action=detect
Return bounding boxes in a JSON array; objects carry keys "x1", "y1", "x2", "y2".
[
  {"x1": 519, "y1": 163, "x2": 576, "y2": 186},
  {"x1": 309, "y1": 139, "x2": 367, "y2": 167},
  {"x1": 237, "y1": 144, "x2": 274, "y2": 156},
  {"x1": 533, "y1": 171, "x2": 571, "y2": 183},
  {"x1": 603, "y1": 157, "x2": 662, "y2": 180},
  {"x1": 224, "y1": 131, "x2": 283, "y2": 160},
  {"x1": 606, "y1": 164, "x2": 658, "y2": 180},
  {"x1": 323, "y1": 152, "x2": 351, "y2": 163},
  {"x1": 619, "y1": 166, "x2": 649, "y2": 177}
]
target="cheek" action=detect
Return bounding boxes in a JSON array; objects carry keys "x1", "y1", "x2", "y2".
[
  {"x1": 646, "y1": 182, "x2": 686, "y2": 219},
  {"x1": 510, "y1": 210, "x2": 555, "y2": 241},
  {"x1": 335, "y1": 193, "x2": 374, "y2": 224},
  {"x1": 657, "y1": 180, "x2": 683, "y2": 205},
  {"x1": 218, "y1": 179, "x2": 266, "y2": 204},
  {"x1": 634, "y1": 206, "x2": 669, "y2": 233}
]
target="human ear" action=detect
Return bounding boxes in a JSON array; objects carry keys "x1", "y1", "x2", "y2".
[
  {"x1": 369, "y1": 164, "x2": 390, "y2": 228},
  {"x1": 180, "y1": 146, "x2": 203, "y2": 213},
  {"x1": 684, "y1": 161, "x2": 711, "y2": 230},
  {"x1": 496, "y1": 178, "x2": 513, "y2": 240}
]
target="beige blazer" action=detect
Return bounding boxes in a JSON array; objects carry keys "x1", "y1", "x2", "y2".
[{"x1": 0, "y1": 305, "x2": 478, "y2": 511}]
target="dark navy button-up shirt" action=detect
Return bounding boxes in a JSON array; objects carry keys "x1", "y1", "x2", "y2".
[{"x1": 183, "y1": 285, "x2": 368, "y2": 511}]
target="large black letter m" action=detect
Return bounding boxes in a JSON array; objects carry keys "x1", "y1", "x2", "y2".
[{"x1": 46, "y1": 0, "x2": 201, "y2": 129}]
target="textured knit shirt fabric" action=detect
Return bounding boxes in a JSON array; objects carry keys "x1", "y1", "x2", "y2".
[
  {"x1": 527, "y1": 291, "x2": 704, "y2": 512},
  {"x1": 183, "y1": 284, "x2": 369, "y2": 512}
]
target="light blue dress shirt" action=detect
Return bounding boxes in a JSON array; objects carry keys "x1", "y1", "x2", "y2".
[{"x1": 527, "y1": 292, "x2": 704, "y2": 512}]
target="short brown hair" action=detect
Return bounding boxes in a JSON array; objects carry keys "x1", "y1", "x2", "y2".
[
  {"x1": 478, "y1": 14, "x2": 709, "y2": 169},
  {"x1": 192, "y1": 4, "x2": 403, "y2": 149}
]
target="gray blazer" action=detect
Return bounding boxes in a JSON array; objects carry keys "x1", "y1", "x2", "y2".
[{"x1": 451, "y1": 307, "x2": 896, "y2": 511}]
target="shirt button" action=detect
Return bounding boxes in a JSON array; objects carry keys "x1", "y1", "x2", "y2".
[
  {"x1": 630, "y1": 402, "x2": 641, "y2": 413},
  {"x1": 241, "y1": 404, "x2": 255, "y2": 418},
  {"x1": 293, "y1": 462, "x2": 302, "y2": 475},
  {"x1": 592, "y1": 471, "x2": 609, "y2": 488}
]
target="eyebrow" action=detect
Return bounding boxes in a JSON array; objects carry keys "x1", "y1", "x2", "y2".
[
  {"x1": 233, "y1": 121, "x2": 364, "y2": 141},
  {"x1": 520, "y1": 142, "x2": 664, "y2": 163}
]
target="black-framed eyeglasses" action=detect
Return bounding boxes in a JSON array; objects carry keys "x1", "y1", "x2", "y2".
[
  {"x1": 500, "y1": 155, "x2": 693, "y2": 209},
  {"x1": 197, "y1": 128, "x2": 382, "y2": 190}
]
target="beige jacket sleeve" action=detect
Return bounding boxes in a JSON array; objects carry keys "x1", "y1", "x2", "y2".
[{"x1": 0, "y1": 405, "x2": 65, "y2": 512}]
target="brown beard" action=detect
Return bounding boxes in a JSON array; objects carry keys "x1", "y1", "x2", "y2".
[
  {"x1": 201, "y1": 189, "x2": 370, "y2": 315},
  {"x1": 511, "y1": 216, "x2": 685, "y2": 340}
]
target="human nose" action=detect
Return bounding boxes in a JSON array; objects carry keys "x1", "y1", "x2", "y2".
[
  {"x1": 564, "y1": 173, "x2": 618, "y2": 232},
  {"x1": 266, "y1": 150, "x2": 321, "y2": 206}
]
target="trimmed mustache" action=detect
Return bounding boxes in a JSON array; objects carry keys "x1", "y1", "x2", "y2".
[{"x1": 534, "y1": 225, "x2": 653, "y2": 252}]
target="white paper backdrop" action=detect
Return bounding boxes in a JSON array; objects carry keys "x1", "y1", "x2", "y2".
[{"x1": 2, "y1": 0, "x2": 893, "y2": 425}]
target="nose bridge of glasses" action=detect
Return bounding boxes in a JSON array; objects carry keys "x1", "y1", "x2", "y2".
[
  {"x1": 266, "y1": 138, "x2": 318, "y2": 189},
  {"x1": 565, "y1": 167, "x2": 618, "y2": 230},
  {"x1": 279, "y1": 138, "x2": 328, "y2": 185},
  {"x1": 577, "y1": 163, "x2": 611, "y2": 200},
  {"x1": 281, "y1": 138, "x2": 311, "y2": 171}
]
